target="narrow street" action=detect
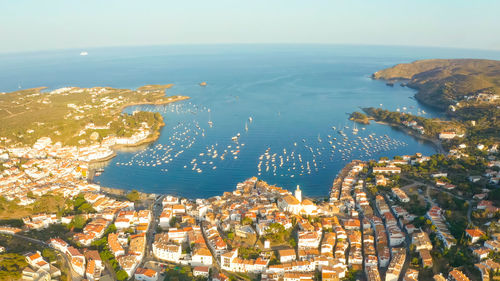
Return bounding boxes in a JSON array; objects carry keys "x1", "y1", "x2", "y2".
[{"x1": 140, "y1": 195, "x2": 164, "y2": 267}]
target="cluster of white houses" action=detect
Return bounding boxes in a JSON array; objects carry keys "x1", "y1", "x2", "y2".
[{"x1": 3, "y1": 140, "x2": 500, "y2": 281}]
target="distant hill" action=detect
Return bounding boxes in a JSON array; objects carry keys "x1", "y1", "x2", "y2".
[{"x1": 372, "y1": 59, "x2": 500, "y2": 110}]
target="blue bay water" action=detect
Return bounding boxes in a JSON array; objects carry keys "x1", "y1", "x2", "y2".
[{"x1": 1, "y1": 45, "x2": 499, "y2": 198}]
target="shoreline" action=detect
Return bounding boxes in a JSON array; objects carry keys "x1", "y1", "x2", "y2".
[
  {"x1": 371, "y1": 76, "x2": 448, "y2": 111},
  {"x1": 116, "y1": 95, "x2": 190, "y2": 113},
  {"x1": 87, "y1": 96, "x2": 191, "y2": 190},
  {"x1": 87, "y1": 94, "x2": 443, "y2": 200},
  {"x1": 374, "y1": 120, "x2": 445, "y2": 154},
  {"x1": 90, "y1": 119, "x2": 443, "y2": 200},
  {"x1": 88, "y1": 96, "x2": 190, "y2": 165}
]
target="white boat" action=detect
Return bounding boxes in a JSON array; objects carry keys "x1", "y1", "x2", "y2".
[
  {"x1": 208, "y1": 110, "x2": 213, "y2": 127},
  {"x1": 80, "y1": 51, "x2": 88, "y2": 56}
]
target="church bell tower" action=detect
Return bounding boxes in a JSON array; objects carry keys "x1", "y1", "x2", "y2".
[{"x1": 295, "y1": 185, "x2": 302, "y2": 203}]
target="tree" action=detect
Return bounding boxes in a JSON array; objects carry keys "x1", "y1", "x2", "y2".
[
  {"x1": 126, "y1": 190, "x2": 140, "y2": 202},
  {"x1": 69, "y1": 215, "x2": 87, "y2": 230},
  {"x1": 73, "y1": 194, "x2": 86, "y2": 209},
  {"x1": 0, "y1": 253, "x2": 28, "y2": 279},
  {"x1": 170, "y1": 216, "x2": 178, "y2": 227},
  {"x1": 238, "y1": 247, "x2": 261, "y2": 259},
  {"x1": 264, "y1": 223, "x2": 286, "y2": 242},
  {"x1": 42, "y1": 248, "x2": 57, "y2": 262},
  {"x1": 242, "y1": 217, "x2": 253, "y2": 226},
  {"x1": 105, "y1": 224, "x2": 117, "y2": 235},
  {"x1": 342, "y1": 268, "x2": 359, "y2": 281},
  {"x1": 116, "y1": 270, "x2": 128, "y2": 281},
  {"x1": 78, "y1": 202, "x2": 95, "y2": 213}
]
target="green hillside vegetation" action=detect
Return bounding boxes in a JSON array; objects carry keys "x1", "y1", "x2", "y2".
[
  {"x1": 0, "y1": 191, "x2": 98, "y2": 220},
  {"x1": 0, "y1": 193, "x2": 69, "y2": 220},
  {"x1": 372, "y1": 59, "x2": 500, "y2": 143},
  {"x1": 0, "y1": 85, "x2": 188, "y2": 147},
  {"x1": 372, "y1": 59, "x2": 500, "y2": 110},
  {"x1": 451, "y1": 104, "x2": 500, "y2": 144},
  {"x1": 349, "y1": 111, "x2": 371, "y2": 124},
  {"x1": 0, "y1": 253, "x2": 28, "y2": 280},
  {"x1": 361, "y1": 107, "x2": 463, "y2": 137}
]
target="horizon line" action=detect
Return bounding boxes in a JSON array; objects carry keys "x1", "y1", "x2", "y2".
[{"x1": 2, "y1": 42, "x2": 500, "y2": 56}]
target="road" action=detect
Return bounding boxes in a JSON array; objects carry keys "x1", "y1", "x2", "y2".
[
  {"x1": 200, "y1": 223, "x2": 222, "y2": 270},
  {"x1": 5, "y1": 233, "x2": 81, "y2": 281},
  {"x1": 402, "y1": 176, "x2": 474, "y2": 225},
  {"x1": 140, "y1": 195, "x2": 164, "y2": 267}
]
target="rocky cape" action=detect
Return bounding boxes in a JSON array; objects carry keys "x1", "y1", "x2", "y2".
[{"x1": 372, "y1": 59, "x2": 500, "y2": 110}]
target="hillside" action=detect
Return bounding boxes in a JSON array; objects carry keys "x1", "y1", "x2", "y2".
[
  {"x1": 0, "y1": 85, "x2": 188, "y2": 147},
  {"x1": 372, "y1": 59, "x2": 500, "y2": 110}
]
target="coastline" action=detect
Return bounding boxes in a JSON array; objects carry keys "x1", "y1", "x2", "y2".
[
  {"x1": 374, "y1": 120, "x2": 445, "y2": 154},
  {"x1": 371, "y1": 75, "x2": 447, "y2": 111},
  {"x1": 89, "y1": 96, "x2": 190, "y2": 165},
  {"x1": 116, "y1": 95, "x2": 190, "y2": 113},
  {"x1": 87, "y1": 96, "x2": 190, "y2": 189},
  {"x1": 350, "y1": 117, "x2": 372, "y2": 125}
]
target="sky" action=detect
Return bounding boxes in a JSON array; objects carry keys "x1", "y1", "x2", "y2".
[{"x1": 1, "y1": 0, "x2": 499, "y2": 53}]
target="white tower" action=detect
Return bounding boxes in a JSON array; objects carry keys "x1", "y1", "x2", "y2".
[{"x1": 295, "y1": 185, "x2": 302, "y2": 203}]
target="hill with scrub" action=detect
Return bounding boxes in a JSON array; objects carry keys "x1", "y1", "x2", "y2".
[
  {"x1": 372, "y1": 59, "x2": 500, "y2": 110},
  {"x1": 370, "y1": 59, "x2": 500, "y2": 144},
  {"x1": 0, "y1": 84, "x2": 188, "y2": 147}
]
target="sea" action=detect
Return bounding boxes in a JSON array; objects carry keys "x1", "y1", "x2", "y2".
[{"x1": 1, "y1": 45, "x2": 500, "y2": 199}]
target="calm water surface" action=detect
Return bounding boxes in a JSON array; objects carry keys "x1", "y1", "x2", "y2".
[{"x1": 1, "y1": 45, "x2": 499, "y2": 198}]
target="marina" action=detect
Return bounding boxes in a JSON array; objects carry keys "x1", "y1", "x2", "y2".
[
  {"x1": 113, "y1": 103, "x2": 408, "y2": 178},
  {"x1": 97, "y1": 88, "x2": 436, "y2": 198},
  {"x1": 0, "y1": 45, "x2": 452, "y2": 198}
]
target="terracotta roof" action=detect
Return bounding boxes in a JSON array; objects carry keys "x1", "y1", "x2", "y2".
[
  {"x1": 465, "y1": 229, "x2": 485, "y2": 238},
  {"x1": 282, "y1": 195, "x2": 300, "y2": 205},
  {"x1": 135, "y1": 267, "x2": 157, "y2": 277},
  {"x1": 302, "y1": 199, "x2": 314, "y2": 205},
  {"x1": 279, "y1": 249, "x2": 296, "y2": 257},
  {"x1": 27, "y1": 252, "x2": 42, "y2": 261}
]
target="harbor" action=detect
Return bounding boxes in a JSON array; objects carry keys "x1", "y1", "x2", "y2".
[{"x1": 95, "y1": 93, "x2": 437, "y2": 198}]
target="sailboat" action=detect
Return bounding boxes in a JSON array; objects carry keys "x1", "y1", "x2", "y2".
[
  {"x1": 353, "y1": 122, "x2": 358, "y2": 134},
  {"x1": 245, "y1": 122, "x2": 248, "y2": 132},
  {"x1": 208, "y1": 109, "x2": 213, "y2": 128},
  {"x1": 231, "y1": 133, "x2": 241, "y2": 141}
]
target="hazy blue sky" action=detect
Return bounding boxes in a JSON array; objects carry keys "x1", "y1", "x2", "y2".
[{"x1": 1, "y1": 0, "x2": 499, "y2": 53}]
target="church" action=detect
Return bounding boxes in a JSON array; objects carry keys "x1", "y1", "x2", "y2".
[{"x1": 277, "y1": 186, "x2": 318, "y2": 216}]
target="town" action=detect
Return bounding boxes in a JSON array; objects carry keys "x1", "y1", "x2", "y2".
[{"x1": 0, "y1": 135, "x2": 499, "y2": 281}]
